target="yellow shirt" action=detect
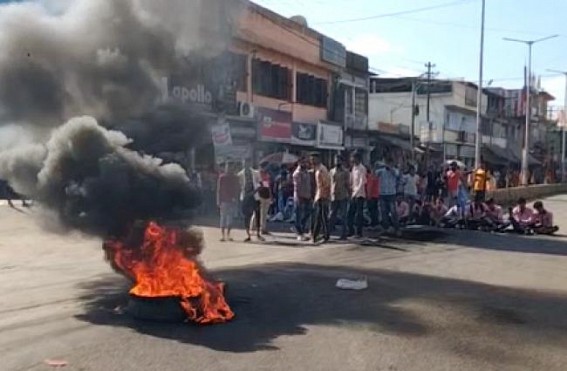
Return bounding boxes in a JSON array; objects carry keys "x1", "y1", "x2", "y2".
[{"x1": 473, "y1": 169, "x2": 489, "y2": 192}]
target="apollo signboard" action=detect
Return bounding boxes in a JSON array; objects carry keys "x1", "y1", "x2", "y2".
[{"x1": 160, "y1": 77, "x2": 213, "y2": 110}]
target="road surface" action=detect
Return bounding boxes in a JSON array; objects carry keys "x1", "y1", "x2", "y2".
[{"x1": 1, "y1": 195, "x2": 567, "y2": 371}]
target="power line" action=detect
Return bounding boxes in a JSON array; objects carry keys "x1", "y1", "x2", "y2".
[{"x1": 315, "y1": 0, "x2": 476, "y2": 25}]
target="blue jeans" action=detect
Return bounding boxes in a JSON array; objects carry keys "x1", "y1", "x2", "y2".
[
  {"x1": 380, "y1": 195, "x2": 399, "y2": 230},
  {"x1": 329, "y1": 199, "x2": 349, "y2": 238},
  {"x1": 294, "y1": 198, "x2": 312, "y2": 235},
  {"x1": 278, "y1": 190, "x2": 286, "y2": 214}
]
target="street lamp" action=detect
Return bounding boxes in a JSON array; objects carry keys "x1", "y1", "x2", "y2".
[
  {"x1": 547, "y1": 68, "x2": 567, "y2": 182},
  {"x1": 474, "y1": 0, "x2": 485, "y2": 170},
  {"x1": 503, "y1": 34, "x2": 559, "y2": 185}
]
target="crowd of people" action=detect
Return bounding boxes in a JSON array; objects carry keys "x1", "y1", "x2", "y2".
[{"x1": 214, "y1": 154, "x2": 560, "y2": 244}]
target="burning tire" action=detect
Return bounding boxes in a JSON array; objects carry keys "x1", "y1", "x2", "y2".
[{"x1": 127, "y1": 295, "x2": 187, "y2": 323}]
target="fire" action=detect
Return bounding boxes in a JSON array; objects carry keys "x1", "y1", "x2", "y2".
[{"x1": 104, "y1": 221, "x2": 234, "y2": 324}]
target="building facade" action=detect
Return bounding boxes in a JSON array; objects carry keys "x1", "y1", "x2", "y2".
[
  {"x1": 159, "y1": 1, "x2": 357, "y2": 168},
  {"x1": 369, "y1": 78, "x2": 488, "y2": 167}
]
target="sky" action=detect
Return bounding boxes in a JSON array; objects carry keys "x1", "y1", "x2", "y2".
[
  {"x1": 254, "y1": 0, "x2": 567, "y2": 110},
  {"x1": 0, "y1": 0, "x2": 565, "y2": 109}
]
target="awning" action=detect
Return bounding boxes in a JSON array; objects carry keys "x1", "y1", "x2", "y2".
[
  {"x1": 482, "y1": 148, "x2": 507, "y2": 165},
  {"x1": 482, "y1": 145, "x2": 514, "y2": 166},
  {"x1": 375, "y1": 134, "x2": 413, "y2": 152},
  {"x1": 508, "y1": 145, "x2": 541, "y2": 166}
]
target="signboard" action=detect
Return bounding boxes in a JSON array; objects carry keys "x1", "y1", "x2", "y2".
[
  {"x1": 345, "y1": 135, "x2": 368, "y2": 149},
  {"x1": 321, "y1": 36, "x2": 347, "y2": 68},
  {"x1": 257, "y1": 107, "x2": 292, "y2": 143},
  {"x1": 160, "y1": 77, "x2": 214, "y2": 111},
  {"x1": 211, "y1": 123, "x2": 232, "y2": 147},
  {"x1": 291, "y1": 122, "x2": 317, "y2": 146},
  {"x1": 318, "y1": 122, "x2": 344, "y2": 149}
]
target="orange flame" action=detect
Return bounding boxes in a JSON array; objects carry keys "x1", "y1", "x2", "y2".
[{"x1": 105, "y1": 222, "x2": 234, "y2": 324}]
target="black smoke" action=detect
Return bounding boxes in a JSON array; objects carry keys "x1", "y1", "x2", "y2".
[
  {"x1": 0, "y1": 0, "x2": 243, "y2": 237},
  {"x1": 0, "y1": 116, "x2": 202, "y2": 236}
]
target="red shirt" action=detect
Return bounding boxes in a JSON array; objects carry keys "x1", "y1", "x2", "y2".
[
  {"x1": 366, "y1": 174, "x2": 380, "y2": 199},
  {"x1": 217, "y1": 173, "x2": 240, "y2": 203},
  {"x1": 446, "y1": 169, "x2": 461, "y2": 192}
]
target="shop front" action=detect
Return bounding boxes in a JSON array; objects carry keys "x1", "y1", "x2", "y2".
[
  {"x1": 212, "y1": 116, "x2": 257, "y2": 166},
  {"x1": 255, "y1": 107, "x2": 293, "y2": 162}
]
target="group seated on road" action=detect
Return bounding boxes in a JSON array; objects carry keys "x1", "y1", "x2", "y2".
[{"x1": 409, "y1": 197, "x2": 559, "y2": 236}]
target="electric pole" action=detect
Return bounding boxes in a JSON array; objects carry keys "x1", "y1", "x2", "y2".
[
  {"x1": 425, "y1": 62, "x2": 436, "y2": 126},
  {"x1": 424, "y1": 62, "x2": 436, "y2": 166},
  {"x1": 410, "y1": 78, "x2": 417, "y2": 162}
]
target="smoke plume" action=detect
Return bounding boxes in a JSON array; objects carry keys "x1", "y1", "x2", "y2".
[
  {"x1": 0, "y1": 116, "x2": 201, "y2": 236},
  {"x1": 0, "y1": 0, "x2": 243, "y2": 236},
  {"x1": 0, "y1": 0, "x2": 240, "y2": 126}
]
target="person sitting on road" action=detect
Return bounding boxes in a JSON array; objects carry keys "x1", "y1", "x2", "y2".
[
  {"x1": 410, "y1": 200, "x2": 422, "y2": 224},
  {"x1": 484, "y1": 198, "x2": 506, "y2": 232},
  {"x1": 465, "y1": 200, "x2": 486, "y2": 230},
  {"x1": 510, "y1": 198, "x2": 535, "y2": 235},
  {"x1": 396, "y1": 194, "x2": 410, "y2": 226},
  {"x1": 532, "y1": 201, "x2": 559, "y2": 235},
  {"x1": 430, "y1": 197, "x2": 449, "y2": 227},
  {"x1": 441, "y1": 204, "x2": 464, "y2": 229}
]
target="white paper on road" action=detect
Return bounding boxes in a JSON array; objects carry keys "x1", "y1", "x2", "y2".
[{"x1": 336, "y1": 277, "x2": 368, "y2": 290}]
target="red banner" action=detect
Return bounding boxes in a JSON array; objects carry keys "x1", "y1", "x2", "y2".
[{"x1": 257, "y1": 107, "x2": 292, "y2": 143}]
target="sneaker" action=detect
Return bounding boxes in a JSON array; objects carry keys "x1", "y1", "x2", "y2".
[
  {"x1": 257, "y1": 235, "x2": 266, "y2": 242},
  {"x1": 296, "y1": 235, "x2": 304, "y2": 242}
]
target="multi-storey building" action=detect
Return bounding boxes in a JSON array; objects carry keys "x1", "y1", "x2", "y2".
[
  {"x1": 369, "y1": 77, "x2": 489, "y2": 167},
  {"x1": 161, "y1": 0, "x2": 365, "y2": 167}
]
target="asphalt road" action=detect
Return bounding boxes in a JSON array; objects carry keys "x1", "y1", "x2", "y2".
[{"x1": 2, "y1": 195, "x2": 567, "y2": 371}]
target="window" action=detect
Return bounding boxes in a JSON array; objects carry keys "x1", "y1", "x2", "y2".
[
  {"x1": 252, "y1": 59, "x2": 291, "y2": 100},
  {"x1": 345, "y1": 87, "x2": 353, "y2": 114},
  {"x1": 296, "y1": 72, "x2": 328, "y2": 108},
  {"x1": 229, "y1": 53, "x2": 248, "y2": 92},
  {"x1": 354, "y1": 88, "x2": 367, "y2": 116}
]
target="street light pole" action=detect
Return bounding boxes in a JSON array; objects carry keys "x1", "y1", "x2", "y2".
[
  {"x1": 547, "y1": 69, "x2": 567, "y2": 182},
  {"x1": 410, "y1": 79, "x2": 417, "y2": 162},
  {"x1": 474, "y1": 0, "x2": 486, "y2": 169},
  {"x1": 503, "y1": 34, "x2": 558, "y2": 186}
]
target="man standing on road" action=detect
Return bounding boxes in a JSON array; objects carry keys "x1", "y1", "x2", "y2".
[
  {"x1": 311, "y1": 153, "x2": 331, "y2": 243},
  {"x1": 366, "y1": 167, "x2": 380, "y2": 229},
  {"x1": 251, "y1": 161, "x2": 272, "y2": 236},
  {"x1": 377, "y1": 157, "x2": 401, "y2": 236},
  {"x1": 403, "y1": 165, "x2": 419, "y2": 213},
  {"x1": 292, "y1": 157, "x2": 312, "y2": 241},
  {"x1": 217, "y1": 162, "x2": 240, "y2": 242},
  {"x1": 472, "y1": 161, "x2": 490, "y2": 202},
  {"x1": 238, "y1": 159, "x2": 263, "y2": 242},
  {"x1": 348, "y1": 152, "x2": 367, "y2": 238},
  {"x1": 445, "y1": 161, "x2": 461, "y2": 207},
  {"x1": 329, "y1": 155, "x2": 350, "y2": 240}
]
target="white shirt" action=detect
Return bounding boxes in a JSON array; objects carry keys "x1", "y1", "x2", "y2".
[
  {"x1": 403, "y1": 174, "x2": 419, "y2": 197},
  {"x1": 237, "y1": 168, "x2": 260, "y2": 201},
  {"x1": 350, "y1": 164, "x2": 367, "y2": 198}
]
